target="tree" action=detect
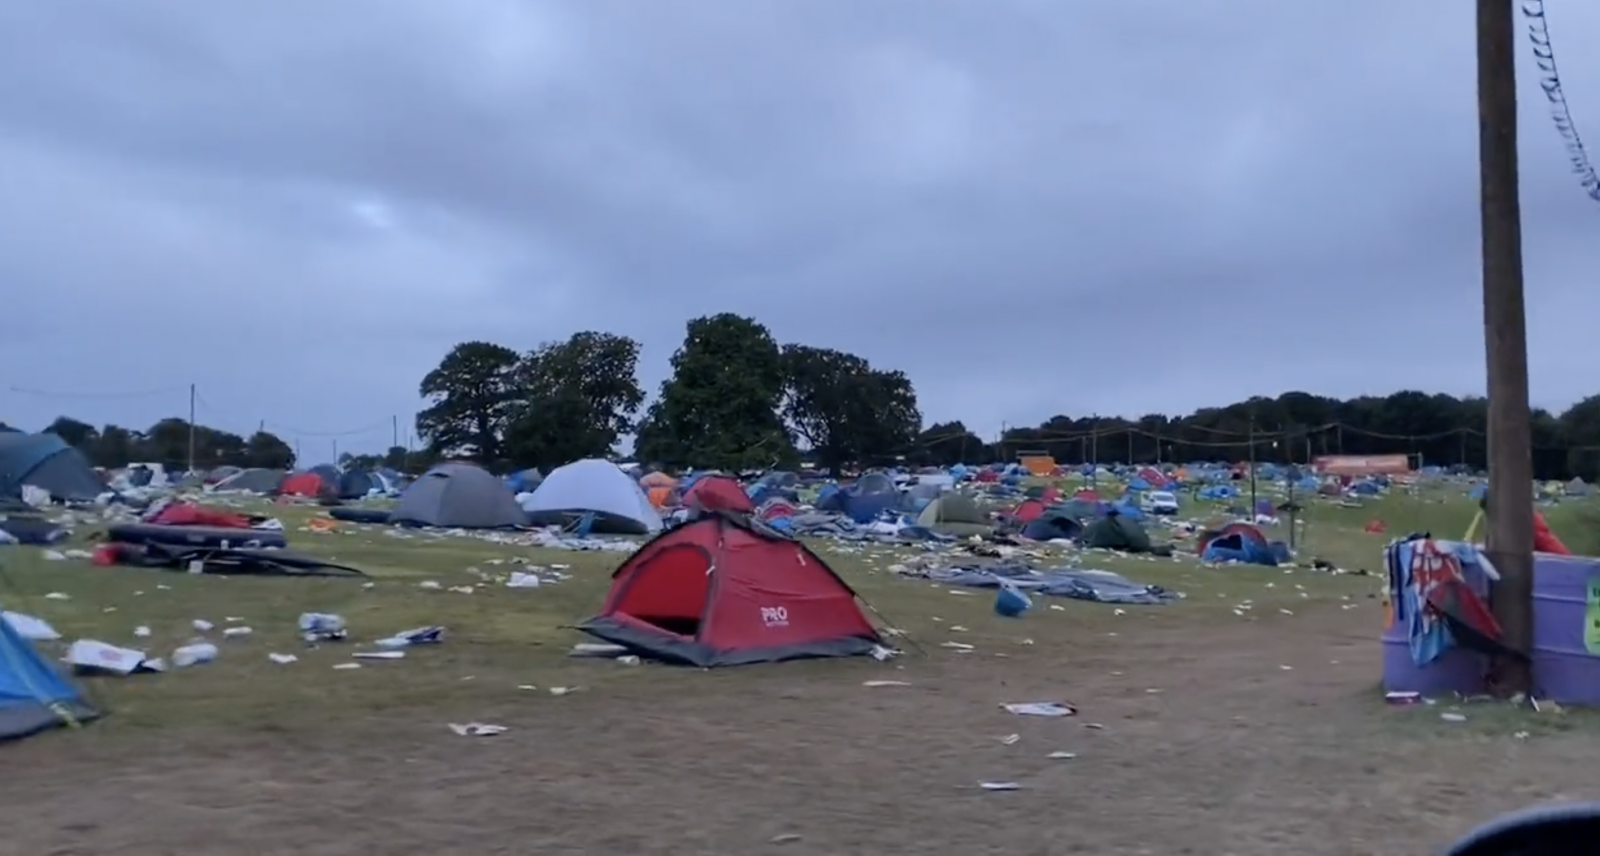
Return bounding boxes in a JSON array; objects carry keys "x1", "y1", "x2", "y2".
[
  {"x1": 416, "y1": 341, "x2": 523, "y2": 466},
  {"x1": 780, "y1": 344, "x2": 921, "y2": 475},
  {"x1": 90, "y1": 424, "x2": 139, "y2": 468},
  {"x1": 504, "y1": 331, "x2": 644, "y2": 470},
  {"x1": 244, "y1": 430, "x2": 295, "y2": 469},
  {"x1": 44, "y1": 416, "x2": 98, "y2": 448},
  {"x1": 1560, "y1": 395, "x2": 1600, "y2": 481},
  {"x1": 381, "y1": 446, "x2": 409, "y2": 469},
  {"x1": 913, "y1": 421, "x2": 986, "y2": 467},
  {"x1": 635, "y1": 314, "x2": 796, "y2": 470}
]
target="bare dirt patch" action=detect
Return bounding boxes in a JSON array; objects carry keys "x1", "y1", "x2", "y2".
[{"x1": 7, "y1": 601, "x2": 1591, "y2": 856}]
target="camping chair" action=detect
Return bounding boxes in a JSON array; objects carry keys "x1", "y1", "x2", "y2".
[{"x1": 564, "y1": 511, "x2": 597, "y2": 539}]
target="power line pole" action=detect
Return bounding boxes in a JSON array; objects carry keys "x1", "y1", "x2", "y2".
[
  {"x1": 392, "y1": 415, "x2": 399, "y2": 449},
  {"x1": 1478, "y1": 0, "x2": 1534, "y2": 696},
  {"x1": 186, "y1": 383, "x2": 197, "y2": 474},
  {"x1": 1247, "y1": 415, "x2": 1258, "y2": 517},
  {"x1": 1089, "y1": 422, "x2": 1099, "y2": 487}
]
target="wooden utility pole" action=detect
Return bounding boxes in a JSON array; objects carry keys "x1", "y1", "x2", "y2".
[{"x1": 1478, "y1": 0, "x2": 1535, "y2": 695}]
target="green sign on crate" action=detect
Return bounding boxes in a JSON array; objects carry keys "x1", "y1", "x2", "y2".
[{"x1": 1586, "y1": 577, "x2": 1600, "y2": 656}]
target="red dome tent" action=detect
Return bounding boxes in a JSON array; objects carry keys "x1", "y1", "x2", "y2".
[{"x1": 577, "y1": 513, "x2": 883, "y2": 667}]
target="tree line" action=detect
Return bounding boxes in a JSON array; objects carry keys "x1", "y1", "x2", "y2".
[
  {"x1": 0, "y1": 416, "x2": 438, "y2": 474},
  {"x1": 417, "y1": 313, "x2": 1600, "y2": 481},
  {"x1": 14, "y1": 314, "x2": 1600, "y2": 481}
]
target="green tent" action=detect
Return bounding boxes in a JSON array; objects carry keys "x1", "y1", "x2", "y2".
[
  {"x1": 916, "y1": 494, "x2": 992, "y2": 537},
  {"x1": 1082, "y1": 512, "x2": 1153, "y2": 553}
]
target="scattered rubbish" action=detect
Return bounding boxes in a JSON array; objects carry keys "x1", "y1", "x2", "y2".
[
  {"x1": 978, "y1": 781, "x2": 1022, "y2": 791},
  {"x1": 999, "y1": 733, "x2": 1021, "y2": 745},
  {"x1": 769, "y1": 833, "x2": 804, "y2": 844},
  {"x1": 223, "y1": 626, "x2": 253, "y2": 638},
  {"x1": 1440, "y1": 712, "x2": 1468, "y2": 723},
  {"x1": 447, "y1": 722, "x2": 507, "y2": 737},
  {"x1": 374, "y1": 625, "x2": 445, "y2": 649},
  {"x1": 192, "y1": 619, "x2": 214, "y2": 632},
  {"x1": 1002, "y1": 702, "x2": 1076, "y2": 717},
  {"x1": 44, "y1": 592, "x2": 70, "y2": 601},
  {"x1": 299, "y1": 612, "x2": 347, "y2": 642},
  {"x1": 1385, "y1": 691, "x2": 1424, "y2": 705},
  {"x1": 1046, "y1": 751, "x2": 1078, "y2": 759},
  {"x1": 65, "y1": 640, "x2": 158, "y2": 675},
  {"x1": 332, "y1": 662, "x2": 362, "y2": 670},
  {"x1": 548, "y1": 686, "x2": 576, "y2": 695},
  {"x1": 569, "y1": 642, "x2": 629, "y2": 658},
  {"x1": 615, "y1": 655, "x2": 641, "y2": 665},
  {"x1": 133, "y1": 625, "x2": 151, "y2": 638},
  {"x1": 352, "y1": 650, "x2": 405, "y2": 660},
  {"x1": 172, "y1": 642, "x2": 219, "y2": 667},
  {"x1": 863, "y1": 680, "x2": 911, "y2": 687},
  {"x1": 506, "y1": 571, "x2": 542, "y2": 588},
  {"x1": 2, "y1": 611, "x2": 59, "y2": 641},
  {"x1": 268, "y1": 653, "x2": 298, "y2": 664},
  {"x1": 940, "y1": 641, "x2": 975, "y2": 651}
]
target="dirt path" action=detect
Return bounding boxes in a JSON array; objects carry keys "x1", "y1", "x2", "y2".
[{"x1": 6, "y1": 603, "x2": 1591, "y2": 855}]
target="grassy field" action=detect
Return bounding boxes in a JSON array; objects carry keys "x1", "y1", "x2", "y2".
[{"x1": 0, "y1": 485, "x2": 1590, "y2": 733}]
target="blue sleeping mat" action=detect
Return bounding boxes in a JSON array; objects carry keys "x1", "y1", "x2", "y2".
[{"x1": 107, "y1": 523, "x2": 287, "y2": 549}]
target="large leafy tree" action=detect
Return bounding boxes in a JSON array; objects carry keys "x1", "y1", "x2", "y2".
[
  {"x1": 244, "y1": 430, "x2": 295, "y2": 469},
  {"x1": 635, "y1": 313, "x2": 796, "y2": 470},
  {"x1": 415, "y1": 340, "x2": 523, "y2": 466},
  {"x1": 504, "y1": 331, "x2": 645, "y2": 470},
  {"x1": 780, "y1": 344, "x2": 921, "y2": 475}
]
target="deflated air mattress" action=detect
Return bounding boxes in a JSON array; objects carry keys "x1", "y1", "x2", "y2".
[
  {"x1": 327, "y1": 507, "x2": 393, "y2": 524},
  {"x1": 106, "y1": 523, "x2": 287, "y2": 549}
]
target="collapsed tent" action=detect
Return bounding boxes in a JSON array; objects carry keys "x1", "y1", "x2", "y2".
[
  {"x1": 0, "y1": 432, "x2": 105, "y2": 503},
  {"x1": 0, "y1": 606, "x2": 101, "y2": 740},
  {"x1": 578, "y1": 513, "x2": 883, "y2": 666},
  {"x1": 915, "y1": 494, "x2": 991, "y2": 537},
  {"x1": 681, "y1": 474, "x2": 755, "y2": 515},
  {"x1": 390, "y1": 462, "x2": 528, "y2": 529},
  {"x1": 522, "y1": 458, "x2": 662, "y2": 535}
]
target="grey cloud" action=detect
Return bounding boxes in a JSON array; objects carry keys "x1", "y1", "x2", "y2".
[{"x1": 2, "y1": 0, "x2": 1596, "y2": 452}]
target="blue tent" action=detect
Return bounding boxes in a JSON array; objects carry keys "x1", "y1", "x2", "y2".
[
  {"x1": 0, "y1": 609, "x2": 100, "y2": 740},
  {"x1": 816, "y1": 473, "x2": 898, "y2": 523},
  {"x1": 0, "y1": 433, "x2": 105, "y2": 503}
]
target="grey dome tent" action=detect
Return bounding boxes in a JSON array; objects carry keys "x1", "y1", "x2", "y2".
[
  {"x1": 213, "y1": 467, "x2": 287, "y2": 494},
  {"x1": 391, "y1": 462, "x2": 528, "y2": 529},
  {"x1": 915, "y1": 494, "x2": 992, "y2": 537},
  {"x1": 0, "y1": 432, "x2": 105, "y2": 503}
]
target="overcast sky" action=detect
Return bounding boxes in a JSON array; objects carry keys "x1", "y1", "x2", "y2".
[{"x1": 2, "y1": 1, "x2": 1596, "y2": 457}]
